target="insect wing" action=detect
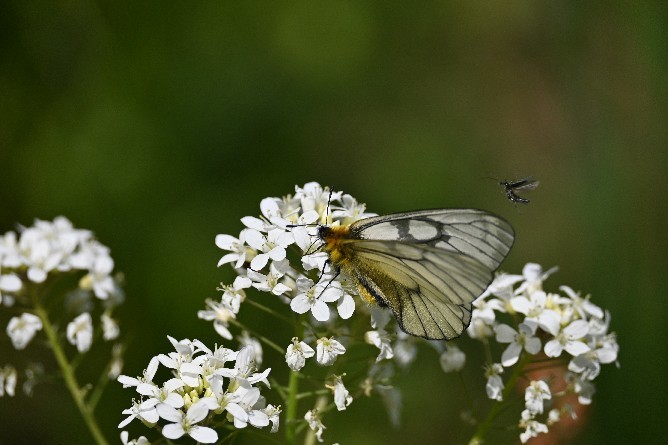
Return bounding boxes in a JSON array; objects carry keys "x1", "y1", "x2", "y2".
[
  {"x1": 347, "y1": 210, "x2": 514, "y2": 340},
  {"x1": 509, "y1": 177, "x2": 540, "y2": 192}
]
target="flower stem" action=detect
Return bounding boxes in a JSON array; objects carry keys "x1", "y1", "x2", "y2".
[
  {"x1": 32, "y1": 300, "x2": 109, "y2": 445},
  {"x1": 285, "y1": 369, "x2": 300, "y2": 443},
  {"x1": 468, "y1": 353, "x2": 530, "y2": 445},
  {"x1": 285, "y1": 315, "x2": 304, "y2": 443}
]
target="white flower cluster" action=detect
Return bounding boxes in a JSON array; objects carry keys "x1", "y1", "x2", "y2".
[
  {"x1": 118, "y1": 336, "x2": 278, "y2": 443},
  {"x1": 210, "y1": 183, "x2": 401, "y2": 441},
  {"x1": 468, "y1": 263, "x2": 619, "y2": 443},
  {"x1": 1, "y1": 217, "x2": 123, "y2": 396},
  {"x1": 211, "y1": 183, "x2": 370, "y2": 330}
]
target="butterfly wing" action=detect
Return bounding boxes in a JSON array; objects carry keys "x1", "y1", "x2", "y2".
[{"x1": 345, "y1": 209, "x2": 514, "y2": 340}]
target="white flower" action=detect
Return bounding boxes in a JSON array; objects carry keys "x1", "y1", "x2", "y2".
[
  {"x1": 218, "y1": 276, "x2": 252, "y2": 313},
  {"x1": 101, "y1": 313, "x2": 120, "y2": 340},
  {"x1": 118, "y1": 399, "x2": 160, "y2": 428},
  {"x1": 524, "y1": 380, "x2": 551, "y2": 415},
  {"x1": 331, "y1": 194, "x2": 376, "y2": 224},
  {"x1": 245, "y1": 228, "x2": 294, "y2": 271},
  {"x1": 6, "y1": 312, "x2": 43, "y2": 350},
  {"x1": 547, "y1": 408, "x2": 562, "y2": 425},
  {"x1": 466, "y1": 317, "x2": 495, "y2": 339},
  {"x1": 285, "y1": 337, "x2": 315, "y2": 371},
  {"x1": 120, "y1": 431, "x2": 149, "y2": 445},
  {"x1": 510, "y1": 291, "x2": 561, "y2": 336},
  {"x1": 392, "y1": 331, "x2": 418, "y2": 369},
  {"x1": 0, "y1": 231, "x2": 22, "y2": 268},
  {"x1": 237, "y1": 331, "x2": 263, "y2": 366},
  {"x1": 247, "y1": 260, "x2": 293, "y2": 296},
  {"x1": 118, "y1": 356, "x2": 160, "y2": 389},
  {"x1": 365, "y1": 329, "x2": 394, "y2": 362},
  {"x1": 66, "y1": 312, "x2": 94, "y2": 352},
  {"x1": 316, "y1": 337, "x2": 346, "y2": 365},
  {"x1": 216, "y1": 230, "x2": 255, "y2": 268},
  {"x1": 208, "y1": 375, "x2": 249, "y2": 425},
  {"x1": 290, "y1": 277, "x2": 342, "y2": 321},
  {"x1": 158, "y1": 399, "x2": 218, "y2": 443},
  {"x1": 0, "y1": 271, "x2": 22, "y2": 304},
  {"x1": 480, "y1": 272, "x2": 524, "y2": 300},
  {"x1": 485, "y1": 363, "x2": 505, "y2": 401},
  {"x1": 519, "y1": 409, "x2": 549, "y2": 443},
  {"x1": 78, "y1": 253, "x2": 115, "y2": 299},
  {"x1": 559, "y1": 285, "x2": 604, "y2": 320},
  {"x1": 566, "y1": 372, "x2": 596, "y2": 405},
  {"x1": 263, "y1": 404, "x2": 281, "y2": 433},
  {"x1": 514, "y1": 263, "x2": 558, "y2": 295},
  {"x1": 0, "y1": 365, "x2": 17, "y2": 397},
  {"x1": 568, "y1": 339, "x2": 617, "y2": 381},
  {"x1": 235, "y1": 387, "x2": 270, "y2": 429},
  {"x1": 326, "y1": 375, "x2": 353, "y2": 411},
  {"x1": 198, "y1": 298, "x2": 236, "y2": 340},
  {"x1": 439, "y1": 345, "x2": 466, "y2": 373},
  {"x1": 495, "y1": 323, "x2": 541, "y2": 367},
  {"x1": 544, "y1": 319, "x2": 590, "y2": 358},
  {"x1": 304, "y1": 409, "x2": 326, "y2": 442},
  {"x1": 295, "y1": 182, "x2": 340, "y2": 222},
  {"x1": 157, "y1": 337, "x2": 208, "y2": 388}
]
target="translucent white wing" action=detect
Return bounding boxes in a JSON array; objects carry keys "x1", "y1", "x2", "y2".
[{"x1": 345, "y1": 209, "x2": 514, "y2": 340}]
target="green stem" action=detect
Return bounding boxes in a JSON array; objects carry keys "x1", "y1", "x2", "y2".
[
  {"x1": 33, "y1": 301, "x2": 109, "y2": 445},
  {"x1": 285, "y1": 316, "x2": 305, "y2": 444},
  {"x1": 468, "y1": 353, "x2": 530, "y2": 445},
  {"x1": 285, "y1": 369, "x2": 300, "y2": 444}
]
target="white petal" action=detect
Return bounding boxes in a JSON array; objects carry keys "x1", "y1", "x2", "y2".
[
  {"x1": 241, "y1": 216, "x2": 266, "y2": 231},
  {"x1": 495, "y1": 324, "x2": 517, "y2": 343},
  {"x1": 272, "y1": 283, "x2": 292, "y2": 296},
  {"x1": 157, "y1": 404, "x2": 182, "y2": 422},
  {"x1": 565, "y1": 341, "x2": 591, "y2": 357},
  {"x1": 250, "y1": 254, "x2": 269, "y2": 271},
  {"x1": 337, "y1": 294, "x2": 355, "y2": 319},
  {"x1": 319, "y1": 286, "x2": 342, "y2": 303},
  {"x1": 268, "y1": 246, "x2": 286, "y2": 261},
  {"x1": 290, "y1": 295, "x2": 311, "y2": 314},
  {"x1": 564, "y1": 320, "x2": 589, "y2": 338},
  {"x1": 249, "y1": 410, "x2": 270, "y2": 427},
  {"x1": 537, "y1": 311, "x2": 561, "y2": 336},
  {"x1": 544, "y1": 339, "x2": 563, "y2": 358},
  {"x1": 189, "y1": 426, "x2": 218, "y2": 443},
  {"x1": 186, "y1": 400, "x2": 210, "y2": 423},
  {"x1": 215, "y1": 235, "x2": 238, "y2": 250},
  {"x1": 0, "y1": 274, "x2": 21, "y2": 291},
  {"x1": 501, "y1": 343, "x2": 521, "y2": 367},
  {"x1": 162, "y1": 423, "x2": 186, "y2": 440},
  {"x1": 525, "y1": 337, "x2": 542, "y2": 354},
  {"x1": 225, "y1": 402, "x2": 249, "y2": 422},
  {"x1": 244, "y1": 229, "x2": 265, "y2": 251},
  {"x1": 510, "y1": 296, "x2": 531, "y2": 314},
  {"x1": 311, "y1": 300, "x2": 331, "y2": 322}
]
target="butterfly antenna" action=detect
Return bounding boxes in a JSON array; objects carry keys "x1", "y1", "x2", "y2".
[{"x1": 325, "y1": 187, "x2": 333, "y2": 225}]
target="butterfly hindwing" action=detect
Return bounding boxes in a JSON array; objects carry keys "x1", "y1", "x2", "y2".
[{"x1": 339, "y1": 209, "x2": 514, "y2": 340}]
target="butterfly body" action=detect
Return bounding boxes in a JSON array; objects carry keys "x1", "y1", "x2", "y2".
[{"x1": 318, "y1": 209, "x2": 514, "y2": 340}]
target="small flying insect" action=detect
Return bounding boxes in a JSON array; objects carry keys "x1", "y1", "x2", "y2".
[
  {"x1": 499, "y1": 177, "x2": 540, "y2": 204},
  {"x1": 316, "y1": 208, "x2": 514, "y2": 340}
]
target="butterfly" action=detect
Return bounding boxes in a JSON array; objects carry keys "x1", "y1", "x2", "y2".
[
  {"x1": 317, "y1": 209, "x2": 514, "y2": 340},
  {"x1": 499, "y1": 177, "x2": 540, "y2": 204}
]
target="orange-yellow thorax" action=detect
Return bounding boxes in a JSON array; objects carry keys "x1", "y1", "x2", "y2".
[{"x1": 318, "y1": 224, "x2": 354, "y2": 266}]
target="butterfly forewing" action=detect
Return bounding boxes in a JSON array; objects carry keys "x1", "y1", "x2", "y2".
[{"x1": 337, "y1": 209, "x2": 514, "y2": 340}]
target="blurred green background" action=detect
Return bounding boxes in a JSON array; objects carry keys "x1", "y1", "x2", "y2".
[{"x1": 1, "y1": 1, "x2": 666, "y2": 444}]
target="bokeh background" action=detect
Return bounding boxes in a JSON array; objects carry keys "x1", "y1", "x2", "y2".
[{"x1": 1, "y1": 2, "x2": 666, "y2": 444}]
